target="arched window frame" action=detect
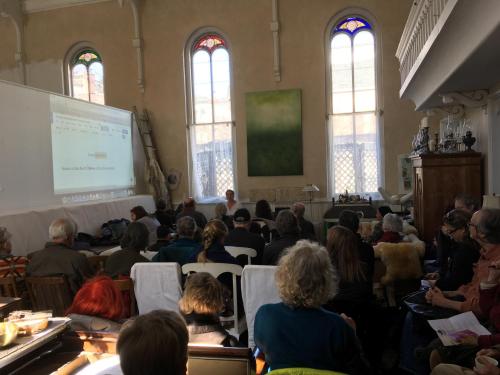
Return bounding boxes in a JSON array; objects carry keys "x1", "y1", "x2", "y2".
[
  {"x1": 325, "y1": 10, "x2": 384, "y2": 198},
  {"x1": 64, "y1": 43, "x2": 105, "y2": 105},
  {"x1": 184, "y1": 28, "x2": 237, "y2": 202}
]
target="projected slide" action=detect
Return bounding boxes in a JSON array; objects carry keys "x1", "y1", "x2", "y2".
[{"x1": 50, "y1": 95, "x2": 135, "y2": 194}]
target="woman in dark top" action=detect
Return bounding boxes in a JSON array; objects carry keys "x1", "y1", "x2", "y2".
[
  {"x1": 427, "y1": 209, "x2": 480, "y2": 291},
  {"x1": 105, "y1": 222, "x2": 149, "y2": 278},
  {"x1": 179, "y1": 272, "x2": 238, "y2": 347}
]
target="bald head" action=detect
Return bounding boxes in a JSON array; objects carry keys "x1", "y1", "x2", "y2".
[
  {"x1": 292, "y1": 202, "x2": 306, "y2": 218},
  {"x1": 471, "y1": 209, "x2": 500, "y2": 245}
]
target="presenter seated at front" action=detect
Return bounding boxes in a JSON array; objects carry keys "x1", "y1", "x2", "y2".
[
  {"x1": 254, "y1": 240, "x2": 370, "y2": 374},
  {"x1": 27, "y1": 218, "x2": 93, "y2": 294},
  {"x1": 225, "y1": 189, "x2": 241, "y2": 216}
]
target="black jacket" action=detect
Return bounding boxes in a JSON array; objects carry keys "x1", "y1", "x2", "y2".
[
  {"x1": 263, "y1": 234, "x2": 300, "y2": 265},
  {"x1": 225, "y1": 227, "x2": 265, "y2": 265}
]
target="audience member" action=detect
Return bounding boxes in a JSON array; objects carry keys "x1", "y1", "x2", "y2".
[
  {"x1": 66, "y1": 275, "x2": 124, "y2": 332},
  {"x1": 369, "y1": 206, "x2": 393, "y2": 244},
  {"x1": 338, "y1": 210, "x2": 375, "y2": 282},
  {"x1": 292, "y1": 202, "x2": 316, "y2": 240},
  {"x1": 225, "y1": 208, "x2": 265, "y2": 264},
  {"x1": 377, "y1": 213, "x2": 403, "y2": 243},
  {"x1": 153, "y1": 216, "x2": 201, "y2": 266},
  {"x1": 262, "y1": 210, "x2": 300, "y2": 265},
  {"x1": 176, "y1": 197, "x2": 208, "y2": 229},
  {"x1": 27, "y1": 218, "x2": 93, "y2": 294},
  {"x1": 130, "y1": 205, "x2": 161, "y2": 246},
  {"x1": 252, "y1": 199, "x2": 276, "y2": 242},
  {"x1": 255, "y1": 199, "x2": 274, "y2": 221},
  {"x1": 255, "y1": 240, "x2": 369, "y2": 374},
  {"x1": 454, "y1": 193, "x2": 480, "y2": 214},
  {"x1": 225, "y1": 189, "x2": 241, "y2": 216},
  {"x1": 105, "y1": 222, "x2": 149, "y2": 278},
  {"x1": 426, "y1": 209, "x2": 500, "y2": 316},
  {"x1": 0, "y1": 227, "x2": 28, "y2": 278},
  {"x1": 425, "y1": 209, "x2": 480, "y2": 291},
  {"x1": 179, "y1": 272, "x2": 238, "y2": 347},
  {"x1": 117, "y1": 310, "x2": 188, "y2": 375},
  {"x1": 194, "y1": 220, "x2": 237, "y2": 265},
  {"x1": 214, "y1": 202, "x2": 234, "y2": 231},
  {"x1": 148, "y1": 225, "x2": 172, "y2": 252},
  {"x1": 154, "y1": 199, "x2": 175, "y2": 228}
]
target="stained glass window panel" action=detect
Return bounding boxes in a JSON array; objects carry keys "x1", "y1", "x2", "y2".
[
  {"x1": 71, "y1": 64, "x2": 89, "y2": 102},
  {"x1": 88, "y1": 62, "x2": 104, "y2": 105},
  {"x1": 353, "y1": 31, "x2": 375, "y2": 112},
  {"x1": 331, "y1": 33, "x2": 353, "y2": 114},
  {"x1": 212, "y1": 48, "x2": 231, "y2": 123},
  {"x1": 192, "y1": 50, "x2": 213, "y2": 124}
]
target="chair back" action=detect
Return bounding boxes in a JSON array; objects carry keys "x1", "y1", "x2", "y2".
[
  {"x1": 112, "y1": 278, "x2": 137, "y2": 317},
  {"x1": 87, "y1": 256, "x2": 108, "y2": 274},
  {"x1": 130, "y1": 263, "x2": 182, "y2": 314},
  {"x1": 241, "y1": 265, "x2": 280, "y2": 348},
  {"x1": 182, "y1": 263, "x2": 243, "y2": 335},
  {"x1": 25, "y1": 276, "x2": 73, "y2": 316},
  {"x1": 188, "y1": 346, "x2": 253, "y2": 375},
  {"x1": 0, "y1": 276, "x2": 19, "y2": 297},
  {"x1": 225, "y1": 246, "x2": 258, "y2": 265}
]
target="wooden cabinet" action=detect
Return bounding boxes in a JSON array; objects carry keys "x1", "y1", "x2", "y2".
[{"x1": 411, "y1": 153, "x2": 483, "y2": 243}]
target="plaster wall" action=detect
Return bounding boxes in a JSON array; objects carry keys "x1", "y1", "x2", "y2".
[{"x1": 0, "y1": 0, "x2": 422, "y2": 202}]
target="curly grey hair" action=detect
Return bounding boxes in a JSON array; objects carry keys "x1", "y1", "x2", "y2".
[{"x1": 382, "y1": 213, "x2": 403, "y2": 233}]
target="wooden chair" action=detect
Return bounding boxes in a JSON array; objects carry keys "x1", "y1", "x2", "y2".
[
  {"x1": 113, "y1": 278, "x2": 137, "y2": 317},
  {"x1": 188, "y1": 346, "x2": 253, "y2": 375},
  {"x1": 0, "y1": 276, "x2": 19, "y2": 297},
  {"x1": 25, "y1": 276, "x2": 73, "y2": 316},
  {"x1": 225, "y1": 246, "x2": 258, "y2": 265},
  {"x1": 87, "y1": 256, "x2": 108, "y2": 274},
  {"x1": 182, "y1": 263, "x2": 243, "y2": 335}
]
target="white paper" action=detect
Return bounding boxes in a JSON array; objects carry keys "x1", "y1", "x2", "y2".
[{"x1": 428, "y1": 311, "x2": 491, "y2": 346}]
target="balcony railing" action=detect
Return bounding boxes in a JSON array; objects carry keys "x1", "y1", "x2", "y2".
[{"x1": 396, "y1": 0, "x2": 457, "y2": 91}]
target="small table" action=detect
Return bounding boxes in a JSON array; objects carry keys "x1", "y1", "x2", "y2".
[{"x1": 0, "y1": 297, "x2": 22, "y2": 319}]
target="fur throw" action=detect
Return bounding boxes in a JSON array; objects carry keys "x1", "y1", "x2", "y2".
[{"x1": 374, "y1": 242, "x2": 425, "y2": 285}]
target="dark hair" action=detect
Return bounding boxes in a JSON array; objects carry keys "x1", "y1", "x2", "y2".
[
  {"x1": 157, "y1": 225, "x2": 170, "y2": 239},
  {"x1": 378, "y1": 206, "x2": 393, "y2": 217},
  {"x1": 255, "y1": 200, "x2": 273, "y2": 220},
  {"x1": 117, "y1": 310, "x2": 188, "y2": 375},
  {"x1": 477, "y1": 209, "x2": 500, "y2": 244},
  {"x1": 443, "y1": 209, "x2": 471, "y2": 230},
  {"x1": 276, "y1": 210, "x2": 299, "y2": 236},
  {"x1": 156, "y1": 199, "x2": 167, "y2": 211},
  {"x1": 120, "y1": 222, "x2": 149, "y2": 251},
  {"x1": 327, "y1": 226, "x2": 365, "y2": 283},
  {"x1": 338, "y1": 210, "x2": 360, "y2": 233},
  {"x1": 455, "y1": 194, "x2": 479, "y2": 212},
  {"x1": 131, "y1": 206, "x2": 148, "y2": 220}
]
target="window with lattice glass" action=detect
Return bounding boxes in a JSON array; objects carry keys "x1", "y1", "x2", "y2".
[
  {"x1": 328, "y1": 17, "x2": 380, "y2": 195},
  {"x1": 70, "y1": 49, "x2": 104, "y2": 105},
  {"x1": 189, "y1": 33, "x2": 235, "y2": 200}
]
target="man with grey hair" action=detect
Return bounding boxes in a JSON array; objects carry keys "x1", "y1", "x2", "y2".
[
  {"x1": 292, "y1": 202, "x2": 316, "y2": 240},
  {"x1": 263, "y1": 210, "x2": 300, "y2": 265},
  {"x1": 27, "y1": 218, "x2": 93, "y2": 294},
  {"x1": 152, "y1": 216, "x2": 202, "y2": 266}
]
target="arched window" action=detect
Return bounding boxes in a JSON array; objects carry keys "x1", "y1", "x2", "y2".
[
  {"x1": 69, "y1": 49, "x2": 105, "y2": 104},
  {"x1": 187, "y1": 32, "x2": 235, "y2": 201},
  {"x1": 327, "y1": 16, "x2": 380, "y2": 196}
]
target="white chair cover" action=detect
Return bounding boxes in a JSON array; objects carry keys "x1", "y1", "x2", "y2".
[
  {"x1": 130, "y1": 262, "x2": 182, "y2": 314},
  {"x1": 241, "y1": 265, "x2": 280, "y2": 349}
]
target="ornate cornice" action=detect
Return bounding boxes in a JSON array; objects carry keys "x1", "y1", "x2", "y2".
[
  {"x1": 23, "y1": 0, "x2": 112, "y2": 14},
  {"x1": 441, "y1": 90, "x2": 489, "y2": 108}
]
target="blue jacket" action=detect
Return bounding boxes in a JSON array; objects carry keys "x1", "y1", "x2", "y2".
[{"x1": 152, "y1": 238, "x2": 202, "y2": 266}]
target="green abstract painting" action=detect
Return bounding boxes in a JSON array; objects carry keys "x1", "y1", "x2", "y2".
[{"x1": 246, "y1": 89, "x2": 303, "y2": 176}]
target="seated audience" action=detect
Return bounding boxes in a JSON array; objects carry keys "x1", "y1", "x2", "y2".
[
  {"x1": 0, "y1": 227, "x2": 28, "y2": 278},
  {"x1": 225, "y1": 208, "x2": 265, "y2": 264},
  {"x1": 66, "y1": 275, "x2": 124, "y2": 332},
  {"x1": 154, "y1": 198, "x2": 174, "y2": 228},
  {"x1": 130, "y1": 205, "x2": 161, "y2": 246},
  {"x1": 369, "y1": 206, "x2": 393, "y2": 244},
  {"x1": 292, "y1": 202, "x2": 316, "y2": 240},
  {"x1": 338, "y1": 210, "x2": 375, "y2": 282},
  {"x1": 255, "y1": 240, "x2": 369, "y2": 374},
  {"x1": 426, "y1": 209, "x2": 500, "y2": 316},
  {"x1": 179, "y1": 272, "x2": 238, "y2": 346},
  {"x1": 377, "y1": 213, "x2": 403, "y2": 244},
  {"x1": 225, "y1": 189, "x2": 241, "y2": 216},
  {"x1": 262, "y1": 210, "x2": 301, "y2": 265},
  {"x1": 27, "y1": 218, "x2": 93, "y2": 294},
  {"x1": 117, "y1": 310, "x2": 188, "y2": 375},
  {"x1": 252, "y1": 199, "x2": 276, "y2": 242},
  {"x1": 105, "y1": 222, "x2": 149, "y2": 278},
  {"x1": 153, "y1": 216, "x2": 201, "y2": 266},
  {"x1": 148, "y1": 225, "x2": 172, "y2": 252},
  {"x1": 194, "y1": 219, "x2": 237, "y2": 265},
  {"x1": 214, "y1": 202, "x2": 234, "y2": 231},
  {"x1": 426, "y1": 209, "x2": 480, "y2": 291},
  {"x1": 454, "y1": 193, "x2": 480, "y2": 214},
  {"x1": 176, "y1": 197, "x2": 208, "y2": 229}
]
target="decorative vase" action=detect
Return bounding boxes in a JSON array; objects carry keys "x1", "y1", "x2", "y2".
[{"x1": 462, "y1": 131, "x2": 476, "y2": 152}]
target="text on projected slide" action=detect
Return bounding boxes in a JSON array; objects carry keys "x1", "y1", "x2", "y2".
[{"x1": 51, "y1": 110, "x2": 134, "y2": 194}]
